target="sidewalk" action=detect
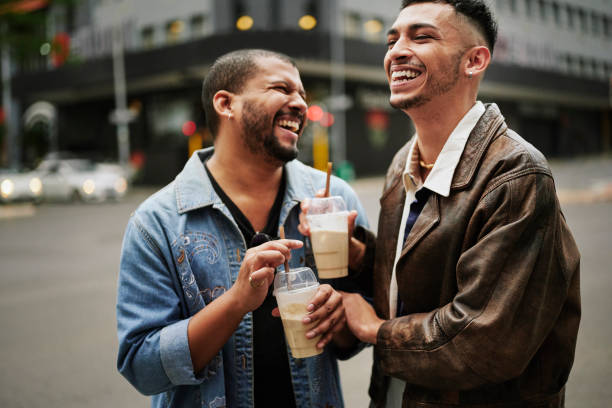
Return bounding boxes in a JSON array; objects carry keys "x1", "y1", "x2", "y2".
[
  {"x1": 549, "y1": 155, "x2": 612, "y2": 204},
  {"x1": 351, "y1": 154, "x2": 612, "y2": 205}
]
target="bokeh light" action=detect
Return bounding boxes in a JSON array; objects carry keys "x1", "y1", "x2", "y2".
[
  {"x1": 298, "y1": 15, "x2": 317, "y2": 30},
  {"x1": 320, "y1": 112, "x2": 335, "y2": 127},
  {"x1": 39, "y1": 42, "x2": 51, "y2": 56},
  {"x1": 364, "y1": 19, "x2": 383, "y2": 34},
  {"x1": 182, "y1": 120, "x2": 197, "y2": 136},
  {"x1": 307, "y1": 105, "x2": 324, "y2": 122},
  {"x1": 236, "y1": 15, "x2": 254, "y2": 31}
]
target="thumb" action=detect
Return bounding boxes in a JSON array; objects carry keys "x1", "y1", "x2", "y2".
[{"x1": 271, "y1": 307, "x2": 281, "y2": 318}]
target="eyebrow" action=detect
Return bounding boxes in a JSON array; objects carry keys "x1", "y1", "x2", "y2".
[{"x1": 387, "y1": 23, "x2": 439, "y2": 36}]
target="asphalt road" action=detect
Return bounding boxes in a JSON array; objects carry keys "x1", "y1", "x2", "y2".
[{"x1": 0, "y1": 156, "x2": 610, "y2": 407}]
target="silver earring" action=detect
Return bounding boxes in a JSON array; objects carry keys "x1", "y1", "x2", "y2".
[
  {"x1": 468, "y1": 71, "x2": 473, "y2": 79},
  {"x1": 227, "y1": 112, "x2": 232, "y2": 120}
]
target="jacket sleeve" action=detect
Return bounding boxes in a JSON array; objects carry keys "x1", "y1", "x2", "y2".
[
  {"x1": 116, "y1": 215, "x2": 207, "y2": 395},
  {"x1": 375, "y1": 171, "x2": 580, "y2": 389}
]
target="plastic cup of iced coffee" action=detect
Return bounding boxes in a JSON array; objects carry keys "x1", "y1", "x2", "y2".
[
  {"x1": 305, "y1": 196, "x2": 349, "y2": 279},
  {"x1": 273, "y1": 267, "x2": 323, "y2": 359}
]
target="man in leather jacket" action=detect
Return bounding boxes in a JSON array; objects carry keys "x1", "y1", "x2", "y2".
[{"x1": 340, "y1": 1, "x2": 581, "y2": 406}]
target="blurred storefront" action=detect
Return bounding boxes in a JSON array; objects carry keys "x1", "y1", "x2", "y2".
[{"x1": 2, "y1": 0, "x2": 611, "y2": 184}]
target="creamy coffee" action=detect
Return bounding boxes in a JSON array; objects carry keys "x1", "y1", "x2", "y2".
[
  {"x1": 310, "y1": 229, "x2": 349, "y2": 278},
  {"x1": 279, "y1": 303, "x2": 322, "y2": 358}
]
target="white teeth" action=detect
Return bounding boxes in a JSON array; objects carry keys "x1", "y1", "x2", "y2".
[
  {"x1": 391, "y1": 70, "x2": 421, "y2": 80},
  {"x1": 277, "y1": 119, "x2": 300, "y2": 132}
]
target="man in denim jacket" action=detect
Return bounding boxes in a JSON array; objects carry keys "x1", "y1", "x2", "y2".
[{"x1": 116, "y1": 49, "x2": 369, "y2": 407}]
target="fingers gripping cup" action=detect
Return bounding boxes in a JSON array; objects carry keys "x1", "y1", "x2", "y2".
[
  {"x1": 306, "y1": 196, "x2": 349, "y2": 279},
  {"x1": 273, "y1": 267, "x2": 323, "y2": 359}
]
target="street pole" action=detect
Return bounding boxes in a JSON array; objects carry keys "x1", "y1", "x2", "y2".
[
  {"x1": 329, "y1": 0, "x2": 346, "y2": 164},
  {"x1": 1, "y1": 21, "x2": 18, "y2": 168},
  {"x1": 112, "y1": 19, "x2": 130, "y2": 167}
]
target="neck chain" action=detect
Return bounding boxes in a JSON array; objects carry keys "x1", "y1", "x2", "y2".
[{"x1": 419, "y1": 160, "x2": 435, "y2": 170}]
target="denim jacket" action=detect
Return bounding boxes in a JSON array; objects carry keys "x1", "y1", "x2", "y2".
[{"x1": 116, "y1": 148, "x2": 369, "y2": 408}]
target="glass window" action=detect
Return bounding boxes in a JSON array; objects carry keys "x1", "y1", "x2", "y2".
[
  {"x1": 190, "y1": 14, "x2": 207, "y2": 38},
  {"x1": 496, "y1": 0, "x2": 505, "y2": 13},
  {"x1": 166, "y1": 20, "x2": 185, "y2": 44},
  {"x1": 141, "y1": 26, "x2": 155, "y2": 49},
  {"x1": 551, "y1": 2, "x2": 560, "y2": 26},
  {"x1": 578, "y1": 57, "x2": 588, "y2": 76},
  {"x1": 594, "y1": 60, "x2": 605, "y2": 79},
  {"x1": 509, "y1": 0, "x2": 518, "y2": 13},
  {"x1": 525, "y1": 0, "x2": 535, "y2": 17},
  {"x1": 566, "y1": 6, "x2": 574, "y2": 29},
  {"x1": 538, "y1": 0, "x2": 548, "y2": 21},
  {"x1": 561, "y1": 54, "x2": 571, "y2": 74},
  {"x1": 578, "y1": 9, "x2": 588, "y2": 33},
  {"x1": 344, "y1": 12, "x2": 361, "y2": 38},
  {"x1": 591, "y1": 13, "x2": 601, "y2": 36}
]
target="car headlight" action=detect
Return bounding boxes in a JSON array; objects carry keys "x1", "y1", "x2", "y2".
[
  {"x1": 114, "y1": 177, "x2": 127, "y2": 194},
  {"x1": 82, "y1": 179, "x2": 96, "y2": 195},
  {"x1": 1, "y1": 179, "x2": 14, "y2": 198},
  {"x1": 29, "y1": 177, "x2": 42, "y2": 196}
]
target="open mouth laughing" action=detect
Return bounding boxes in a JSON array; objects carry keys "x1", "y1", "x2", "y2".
[
  {"x1": 391, "y1": 67, "x2": 423, "y2": 85},
  {"x1": 275, "y1": 114, "x2": 304, "y2": 136}
]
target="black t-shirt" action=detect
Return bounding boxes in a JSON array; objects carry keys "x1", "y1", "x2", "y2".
[{"x1": 204, "y1": 163, "x2": 296, "y2": 407}]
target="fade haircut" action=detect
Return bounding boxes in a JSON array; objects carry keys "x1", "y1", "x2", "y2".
[
  {"x1": 400, "y1": 0, "x2": 498, "y2": 54},
  {"x1": 202, "y1": 49, "x2": 297, "y2": 137}
]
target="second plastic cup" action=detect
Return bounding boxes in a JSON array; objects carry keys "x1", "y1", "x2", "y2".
[
  {"x1": 273, "y1": 267, "x2": 322, "y2": 359},
  {"x1": 306, "y1": 196, "x2": 349, "y2": 279}
]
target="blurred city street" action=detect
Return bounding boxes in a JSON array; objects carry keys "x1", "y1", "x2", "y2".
[{"x1": 0, "y1": 155, "x2": 611, "y2": 407}]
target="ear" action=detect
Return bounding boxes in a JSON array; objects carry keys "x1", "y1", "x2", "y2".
[
  {"x1": 464, "y1": 45, "x2": 491, "y2": 79},
  {"x1": 212, "y1": 90, "x2": 234, "y2": 119}
]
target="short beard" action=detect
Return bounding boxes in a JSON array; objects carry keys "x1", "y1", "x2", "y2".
[
  {"x1": 390, "y1": 49, "x2": 464, "y2": 110},
  {"x1": 240, "y1": 100, "x2": 299, "y2": 163}
]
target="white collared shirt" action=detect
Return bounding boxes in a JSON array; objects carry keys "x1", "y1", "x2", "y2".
[{"x1": 385, "y1": 101, "x2": 486, "y2": 407}]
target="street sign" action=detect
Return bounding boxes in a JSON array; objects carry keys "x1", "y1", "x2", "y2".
[{"x1": 108, "y1": 108, "x2": 136, "y2": 125}]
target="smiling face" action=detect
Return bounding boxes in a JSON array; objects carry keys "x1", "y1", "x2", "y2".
[
  {"x1": 384, "y1": 3, "x2": 473, "y2": 111},
  {"x1": 235, "y1": 56, "x2": 307, "y2": 163}
]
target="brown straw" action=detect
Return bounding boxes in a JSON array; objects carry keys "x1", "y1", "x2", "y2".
[
  {"x1": 278, "y1": 226, "x2": 293, "y2": 290},
  {"x1": 324, "y1": 162, "x2": 332, "y2": 197}
]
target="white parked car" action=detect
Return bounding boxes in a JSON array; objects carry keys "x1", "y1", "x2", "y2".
[
  {"x1": 34, "y1": 158, "x2": 128, "y2": 202},
  {"x1": 0, "y1": 169, "x2": 43, "y2": 203}
]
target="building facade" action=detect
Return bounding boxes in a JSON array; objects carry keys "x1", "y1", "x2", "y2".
[{"x1": 4, "y1": 0, "x2": 611, "y2": 183}]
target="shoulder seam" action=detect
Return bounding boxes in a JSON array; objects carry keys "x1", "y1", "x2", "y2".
[
  {"x1": 481, "y1": 167, "x2": 551, "y2": 201},
  {"x1": 132, "y1": 215, "x2": 164, "y2": 260}
]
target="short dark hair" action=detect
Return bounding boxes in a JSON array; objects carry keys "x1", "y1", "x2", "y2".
[
  {"x1": 201, "y1": 49, "x2": 297, "y2": 137},
  {"x1": 400, "y1": 0, "x2": 498, "y2": 54}
]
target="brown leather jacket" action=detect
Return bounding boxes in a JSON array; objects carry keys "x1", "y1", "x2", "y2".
[{"x1": 367, "y1": 104, "x2": 581, "y2": 407}]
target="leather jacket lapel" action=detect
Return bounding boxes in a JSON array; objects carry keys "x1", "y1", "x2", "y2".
[
  {"x1": 400, "y1": 193, "x2": 440, "y2": 258},
  {"x1": 376, "y1": 179, "x2": 406, "y2": 319}
]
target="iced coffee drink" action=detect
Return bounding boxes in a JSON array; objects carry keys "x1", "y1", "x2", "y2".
[
  {"x1": 278, "y1": 301, "x2": 321, "y2": 358},
  {"x1": 274, "y1": 267, "x2": 323, "y2": 359},
  {"x1": 306, "y1": 196, "x2": 349, "y2": 279}
]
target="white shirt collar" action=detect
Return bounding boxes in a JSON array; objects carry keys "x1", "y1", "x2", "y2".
[{"x1": 402, "y1": 101, "x2": 485, "y2": 197}]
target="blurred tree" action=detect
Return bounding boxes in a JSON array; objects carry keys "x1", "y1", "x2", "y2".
[
  {"x1": 0, "y1": 0, "x2": 78, "y2": 68},
  {"x1": 0, "y1": 0, "x2": 77, "y2": 167}
]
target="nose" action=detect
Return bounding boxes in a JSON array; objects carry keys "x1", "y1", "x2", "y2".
[
  {"x1": 288, "y1": 92, "x2": 308, "y2": 115},
  {"x1": 386, "y1": 38, "x2": 412, "y2": 64}
]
